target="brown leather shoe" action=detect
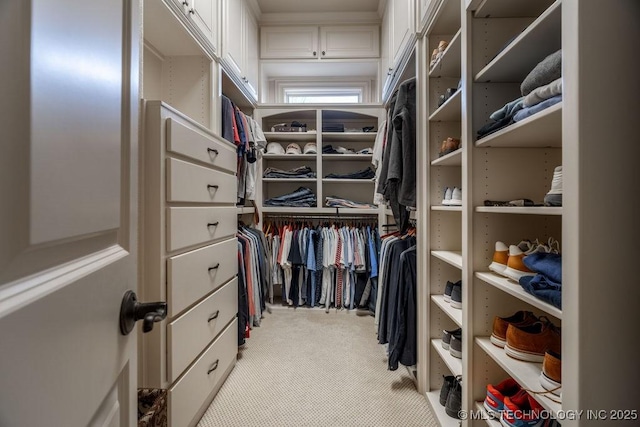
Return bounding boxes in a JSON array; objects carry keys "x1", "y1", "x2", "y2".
[
  {"x1": 505, "y1": 318, "x2": 561, "y2": 362},
  {"x1": 540, "y1": 350, "x2": 561, "y2": 396},
  {"x1": 490, "y1": 310, "x2": 538, "y2": 348},
  {"x1": 439, "y1": 137, "x2": 461, "y2": 157}
]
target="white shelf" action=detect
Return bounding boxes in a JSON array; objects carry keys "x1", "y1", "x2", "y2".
[
  {"x1": 429, "y1": 29, "x2": 462, "y2": 79},
  {"x1": 431, "y1": 206, "x2": 462, "y2": 212},
  {"x1": 322, "y1": 132, "x2": 377, "y2": 142},
  {"x1": 429, "y1": 90, "x2": 462, "y2": 122},
  {"x1": 474, "y1": 402, "x2": 501, "y2": 426},
  {"x1": 476, "y1": 206, "x2": 562, "y2": 215},
  {"x1": 262, "y1": 154, "x2": 317, "y2": 160},
  {"x1": 475, "y1": 102, "x2": 562, "y2": 148},
  {"x1": 236, "y1": 207, "x2": 255, "y2": 215},
  {"x1": 431, "y1": 251, "x2": 463, "y2": 269},
  {"x1": 263, "y1": 178, "x2": 316, "y2": 183},
  {"x1": 425, "y1": 391, "x2": 462, "y2": 427},
  {"x1": 475, "y1": 272, "x2": 562, "y2": 319},
  {"x1": 474, "y1": 0, "x2": 556, "y2": 18},
  {"x1": 263, "y1": 131, "x2": 317, "y2": 142},
  {"x1": 431, "y1": 295, "x2": 463, "y2": 327},
  {"x1": 476, "y1": 338, "x2": 561, "y2": 416},
  {"x1": 432, "y1": 339, "x2": 463, "y2": 377},
  {"x1": 475, "y1": 0, "x2": 561, "y2": 83},
  {"x1": 323, "y1": 179, "x2": 375, "y2": 184},
  {"x1": 262, "y1": 207, "x2": 380, "y2": 215},
  {"x1": 431, "y1": 149, "x2": 462, "y2": 166},
  {"x1": 430, "y1": 0, "x2": 461, "y2": 35},
  {"x1": 322, "y1": 154, "x2": 373, "y2": 161}
]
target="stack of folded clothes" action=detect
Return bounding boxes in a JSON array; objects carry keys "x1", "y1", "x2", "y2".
[
  {"x1": 264, "y1": 187, "x2": 317, "y2": 207},
  {"x1": 263, "y1": 166, "x2": 316, "y2": 179},
  {"x1": 325, "y1": 167, "x2": 375, "y2": 180},
  {"x1": 325, "y1": 197, "x2": 376, "y2": 209},
  {"x1": 519, "y1": 251, "x2": 562, "y2": 309},
  {"x1": 322, "y1": 123, "x2": 345, "y2": 132},
  {"x1": 477, "y1": 49, "x2": 562, "y2": 140}
]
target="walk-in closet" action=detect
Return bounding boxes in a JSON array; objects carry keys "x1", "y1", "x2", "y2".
[{"x1": 1, "y1": 1, "x2": 638, "y2": 427}]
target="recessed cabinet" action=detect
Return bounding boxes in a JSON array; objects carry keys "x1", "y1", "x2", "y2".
[{"x1": 260, "y1": 25, "x2": 379, "y2": 60}]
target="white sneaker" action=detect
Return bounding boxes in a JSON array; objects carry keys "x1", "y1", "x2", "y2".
[
  {"x1": 442, "y1": 187, "x2": 452, "y2": 205},
  {"x1": 449, "y1": 187, "x2": 462, "y2": 206},
  {"x1": 544, "y1": 166, "x2": 562, "y2": 206}
]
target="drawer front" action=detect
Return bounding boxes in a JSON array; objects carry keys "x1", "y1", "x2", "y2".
[
  {"x1": 166, "y1": 118, "x2": 236, "y2": 174},
  {"x1": 167, "y1": 206, "x2": 236, "y2": 252},
  {"x1": 167, "y1": 238, "x2": 238, "y2": 317},
  {"x1": 169, "y1": 318, "x2": 237, "y2": 427},
  {"x1": 167, "y1": 278, "x2": 238, "y2": 382},
  {"x1": 167, "y1": 158, "x2": 236, "y2": 204}
]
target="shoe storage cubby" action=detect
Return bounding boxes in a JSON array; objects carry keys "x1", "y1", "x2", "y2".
[{"x1": 254, "y1": 106, "x2": 384, "y2": 214}]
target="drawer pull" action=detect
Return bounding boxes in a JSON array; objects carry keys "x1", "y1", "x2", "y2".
[
  {"x1": 207, "y1": 310, "x2": 220, "y2": 322},
  {"x1": 207, "y1": 148, "x2": 219, "y2": 156},
  {"x1": 207, "y1": 222, "x2": 219, "y2": 228},
  {"x1": 207, "y1": 184, "x2": 219, "y2": 190},
  {"x1": 207, "y1": 359, "x2": 219, "y2": 375},
  {"x1": 208, "y1": 263, "x2": 220, "y2": 272}
]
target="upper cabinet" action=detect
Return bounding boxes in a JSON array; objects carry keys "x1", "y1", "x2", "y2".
[
  {"x1": 186, "y1": 0, "x2": 218, "y2": 52},
  {"x1": 380, "y1": 0, "x2": 416, "y2": 100},
  {"x1": 222, "y1": 0, "x2": 258, "y2": 101},
  {"x1": 261, "y1": 25, "x2": 380, "y2": 60}
]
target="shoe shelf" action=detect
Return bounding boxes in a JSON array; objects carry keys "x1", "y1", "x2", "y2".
[
  {"x1": 474, "y1": 0, "x2": 561, "y2": 83},
  {"x1": 431, "y1": 149, "x2": 462, "y2": 166},
  {"x1": 474, "y1": 402, "x2": 501, "y2": 427},
  {"x1": 429, "y1": 29, "x2": 462, "y2": 78},
  {"x1": 432, "y1": 250, "x2": 463, "y2": 270},
  {"x1": 474, "y1": 102, "x2": 562, "y2": 148},
  {"x1": 262, "y1": 178, "x2": 317, "y2": 183},
  {"x1": 476, "y1": 338, "x2": 561, "y2": 417},
  {"x1": 429, "y1": 90, "x2": 462, "y2": 122},
  {"x1": 432, "y1": 205, "x2": 463, "y2": 212},
  {"x1": 473, "y1": 0, "x2": 556, "y2": 19},
  {"x1": 322, "y1": 154, "x2": 374, "y2": 161},
  {"x1": 432, "y1": 339, "x2": 463, "y2": 377},
  {"x1": 425, "y1": 391, "x2": 462, "y2": 427},
  {"x1": 322, "y1": 179, "x2": 375, "y2": 184},
  {"x1": 475, "y1": 206, "x2": 562, "y2": 215},
  {"x1": 432, "y1": 295, "x2": 463, "y2": 326},
  {"x1": 263, "y1": 132, "x2": 317, "y2": 142},
  {"x1": 262, "y1": 154, "x2": 317, "y2": 160},
  {"x1": 475, "y1": 272, "x2": 562, "y2": 319},
  {"x1": 237, "y1": 206, "x2": 256, "y2": 215},
  {"x1": 321, "y1": 132, "x2": 377, "y2": 143}
]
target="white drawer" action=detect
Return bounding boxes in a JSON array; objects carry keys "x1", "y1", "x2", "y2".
[
  {"x1": 167, "y1": 238, "x2": 238, "y2": 317},
  {"x1": 167, "y1": 207, "x2": 236, "y2": 252},
  {"x1": 168, "y1": 318, "x2": 237, "y2": 427},
  {"x1": 166, "y1": 117, "x2": 236, "y2": 174},
  {"x1": 167, "y1": 278, "x2": 238, "y2": 382},
  {"x1": 167, "y1": 158, "x2": 236, "y2": 204}
]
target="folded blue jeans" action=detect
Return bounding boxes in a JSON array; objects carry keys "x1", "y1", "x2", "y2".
[
  {"x1": 523, "y1": 252, "x2": 561, "y2": 283},
  {"x1": 519, "y1": 274, "x2": 562, "y2": 309}
]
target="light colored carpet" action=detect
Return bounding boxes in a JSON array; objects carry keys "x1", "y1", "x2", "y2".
[{"x1": 198, "y1": 307, "x2": 437, "y2": 427}]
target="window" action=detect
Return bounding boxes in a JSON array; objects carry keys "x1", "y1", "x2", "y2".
[{"x1": 285, "y1": 89, "x2": 362, "y2": 104}]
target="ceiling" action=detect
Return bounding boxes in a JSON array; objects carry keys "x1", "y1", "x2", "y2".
[{"x1": 255, "y1": 0, "x2": 381, "y2": 14}]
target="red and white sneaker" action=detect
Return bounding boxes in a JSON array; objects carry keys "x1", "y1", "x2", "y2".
[
  {"x1": 484, "y1": 377, "x2": 522, "y2": 416},
  {"x1": 500, "y1": 389, "x2": 545, "y2": 427}
]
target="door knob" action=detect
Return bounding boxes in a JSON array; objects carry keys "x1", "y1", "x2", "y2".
[{"x1": 119, "y1": 290, "x2": 167, "y2": 335}]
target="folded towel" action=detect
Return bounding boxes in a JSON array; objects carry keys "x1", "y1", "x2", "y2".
[
  {"x1": 520, "y1": 49, "x2": 562, "y2": 96},
  {"x1": 523, "y1": 77, "x2": 563, "y2": 107}
]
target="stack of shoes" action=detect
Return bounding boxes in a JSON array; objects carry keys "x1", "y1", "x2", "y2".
[
  {"x1": 544, "y1": 166, "x2": 563, "y2": 206},
  {"x1": 430, "y1": 40, "x2": 449, "y2": 68},
  {"x1": 488, "y1": 238, "x2": 560, "y2": 282},
  {"x1": 442, "y1": 187, "x2": 462, "y2": 206},
  {"x1": 484, "y1": 377, "x2": 522, "y2": 417},
  {"x1": 540, "y1": 350, "x2": 562, "y2": 397},
  {"x1": 442, "y1": 328, "x2": 462, "y2": 359},
  {"x1": 505, "y1": 316, "x2": 561, "y2": 362},
  {"x1": 439, "y1": 375, "x2": 462, "y2": 419},
  {"x1": 439, "y1": 137, "x2": 461, "y2": 157}
]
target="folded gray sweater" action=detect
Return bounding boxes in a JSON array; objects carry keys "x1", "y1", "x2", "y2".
[{"x1": 520, "y1": 50, "x2": 562, "y2": 96}]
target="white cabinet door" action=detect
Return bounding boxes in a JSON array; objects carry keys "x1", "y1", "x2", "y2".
[
  {"x1": 320, "y1": 25, "x2": 380, "y2": 58},
  {"x1": 188, "y1": 0, "x2": 218, "y2": 54},
  {"x1": 244, "y1": 8, "x2": 259, "y2": 98},
  {"x1": 392, "y1": 0, "x2": 413, "y2": 65},
  {"x1": 0, "y1": 0, "x2": 140, "y2": 426},
  {"x1": 380, "y1": 0, "x2": 394, "y2": 92},
  {"x1": 222, "y1": 0, "x2": 244, "y2": 77},
  {"x1": 260, "y1": 26, "x2": 319, "y2": 59}
]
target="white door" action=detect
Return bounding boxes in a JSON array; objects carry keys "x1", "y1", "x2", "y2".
[
  {"x1": 320, "y1": 25, "x2": 380, "y2": 58},
  {"x1": 0, "y1": 1, "x2": 142, "y2": 426}
]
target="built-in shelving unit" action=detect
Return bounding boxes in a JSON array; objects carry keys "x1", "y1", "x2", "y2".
[
  {"x1": 425, "y1": 392, "x2": 462, "y2": 427},
  {"x1": 432, "y1": 250, "x2": 463, "y2": 270},
  {"x1": 432, "y1": 295, "x2": 463, "y2": 326},
  {"x1": 432, "y1": 339, "x2": 463, "y2": 377},
  {"x1": 475, "y1": 206, "x2": 562, "y2": 215},
  {"x1": 429, "y1": 90, "x2": 462, "y2": 122},
  {"x1": 431, "y1": 149, "x2": 462, "y2": 166}
]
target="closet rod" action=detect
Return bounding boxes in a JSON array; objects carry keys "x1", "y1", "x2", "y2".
[{"x1": 263, "y1": 214, "x2": 378, "y2": 221}]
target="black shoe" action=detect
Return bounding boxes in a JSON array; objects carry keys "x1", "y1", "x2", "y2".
[
  {"x1": 442, "y1": 327, "x2": 462, "y2": 350},
  {"x1": 445, "y1": 376, "x2": 462, "y2": 419},
  {"x1": 439, "y1": 375, "x2": 456, "y2": 406}
]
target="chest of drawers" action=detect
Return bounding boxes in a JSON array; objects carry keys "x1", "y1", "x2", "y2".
[{"x1": 140, "y1": 101, "x2": 238, "y2": 427}]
